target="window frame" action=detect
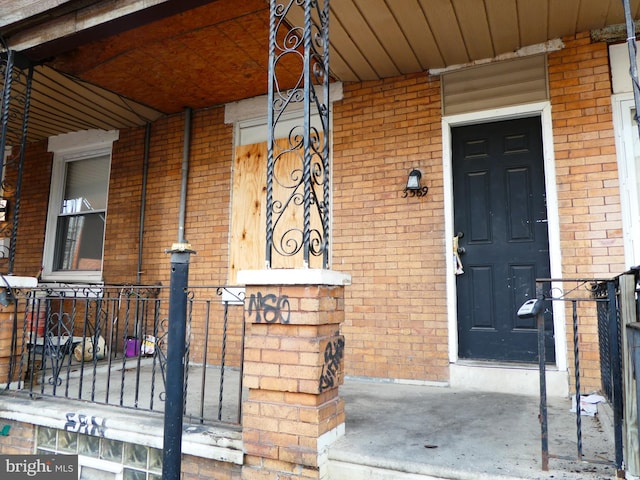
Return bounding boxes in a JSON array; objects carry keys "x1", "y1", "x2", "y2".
[
  {"x1": 44, "y1": 130, "x2": 118, "y2": 283},
  {"x1": 78, "y1": 456, "x2": 124, "y2": 480},
  {"x1": 612, "y1": 94, "x2": 640, "y2": 268}
]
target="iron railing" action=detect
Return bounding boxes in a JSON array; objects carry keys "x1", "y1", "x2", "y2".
[
  {"x1": 1, "y1": 284, "x2": 245, "y2": 426},
  {"x1": 535, "y1": 278, "x2": 623, "y2": 473}
]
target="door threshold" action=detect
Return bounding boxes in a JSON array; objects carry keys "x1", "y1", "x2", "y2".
[{"x1": 450, "y1": 361, "x2": 568, "y2": 397}]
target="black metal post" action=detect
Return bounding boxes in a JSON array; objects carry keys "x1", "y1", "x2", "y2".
[
  {"x1": 571, "y1": 300, "x2": 583, "y2": 458},
  {"x1": 9, "y1": 62, "x2": 34, "y2": 274},
  {"x1": 536, "y1": 282, "x2": 549, "y2": 471},
  {"x1": 0, "y1": 49, "x2": 14, "y2": 171},
  {"x1": 162, "y1": 247, "x2": 194, "y2": 480},
  {"x1": 607, "y1": 280, "x2": 624, "y2": 471}
]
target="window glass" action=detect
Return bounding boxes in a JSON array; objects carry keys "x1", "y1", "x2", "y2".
[
  {"x1": 37, "y1": 427, "x2": 160, "y2": 480},
  {"x1": 61, "y1": 154, "x2": 110, "y2": 213},
  {"x1": 49, "y1": 153, "x2": 110, "y2": 275}
]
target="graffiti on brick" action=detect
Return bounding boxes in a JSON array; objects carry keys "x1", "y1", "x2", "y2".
[
  {"x1": 247, "y1": 292, "x2": 291, "y2": 324},
  {"x1": 64, "y1": 413, "x2": 107, "y2": 437},
  {"x1": 319, "y1": 336, "x2": 345, "y2": 392}
]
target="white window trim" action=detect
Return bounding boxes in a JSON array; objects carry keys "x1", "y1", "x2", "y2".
[
  {"x1": 612, "y1": 93, "x2": 640, "y2": 268},
  {"x1": 78, "y1": 456, "x2": 124, "y2": 480},
  {"x1": 44, "y1": 130, "x2": 118, "y2": 283}
]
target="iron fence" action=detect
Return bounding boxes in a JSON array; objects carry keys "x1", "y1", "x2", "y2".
[
  {"x1": 1, "y1": 284, "x2": 245, "y2": 426},
  {"x1": 535, "y1": 278, "x2": 623, "y2": 473}
]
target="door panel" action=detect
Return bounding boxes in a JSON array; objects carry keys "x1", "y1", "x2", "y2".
[{"x1": 453, "y1": 117, "x2": 554, "y2": 362}]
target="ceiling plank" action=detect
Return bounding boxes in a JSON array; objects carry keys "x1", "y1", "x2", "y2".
[
  {"x1": 452, "y1": 0, "x2": 494, "y2": 60},
  {"x1": 354, "y1": 0, "x2": 422, "y2": 75},
  {"x1": 605, "y1": 0, "x2": 638, "y2": 25},
  {"x1": 386, "y1": 0, "x2": 445, "y2": 70},
  {"x1": 285, "y1": 3, "x2": 378, "y2": 81},
  {"x1": 418, "y1": 0, "x2": 469, "y2": 66},
  {"x1": 331, "y1": 0, "x2": 401, "y2": 78},
  {"x1": 327, "y1": 47, "x2": 359, "y2": 83},
  {"x1": 517, "y1": 0, "x2": 549, "y2": 46},
  {"x1": 576, "y1": 0, "x2": 612, "y2": 31},
  {"x1": 484, "y1": 0, "x2": 519, "y2": 54},
  {"x1": 549, "y1": 0, "x2": 580, "y2": 40}
]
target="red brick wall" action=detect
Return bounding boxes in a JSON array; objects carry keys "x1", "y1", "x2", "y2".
[
  {"x1": 8, "y1": 34, "x2": 627, "y2": 387},
  {"x1": 105, "y1": 106, "x2": 233, "y2": 286},
  {"x1": 6, "y1": 140, "x2": 52, "y2": 278},
  {"x1": 332, "y1": 73, "x2": 449, "y2": 382},
  {"x1": 182, "y1": 456, "x2": 241, "y2": 480},
  {"x1": 549, "y1": 33, "x2": 624, "y2": 278},
  {"x1": 103, "y1": 126, "x2": 145, "y2": 282},
  {"x1": 0, "y1": 420, "x2": 35, "y2": 455},
  {"x1": 548, "y1": 33, "x2": 624, "y2": 391}
]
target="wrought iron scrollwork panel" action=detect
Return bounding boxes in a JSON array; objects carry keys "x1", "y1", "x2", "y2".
[{"x1": 267, "y1": 0, "x2": 330, "y2": 269}]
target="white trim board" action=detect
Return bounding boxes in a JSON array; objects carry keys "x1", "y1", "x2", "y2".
[{"x1": 450, "y1": 363, "x2": 568, "y2": 397}]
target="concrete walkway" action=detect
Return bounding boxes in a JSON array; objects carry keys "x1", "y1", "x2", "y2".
[{"x1": 330, "y1": 379, "x2": 617, "y2": 480}]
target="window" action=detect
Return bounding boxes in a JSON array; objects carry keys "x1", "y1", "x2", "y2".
[
  {"x1": 45, "y1": 130, "x2": 117, "y2": 282},
  {"x1": 36, "y1": 426, "x2": 161, "y2": 480}
]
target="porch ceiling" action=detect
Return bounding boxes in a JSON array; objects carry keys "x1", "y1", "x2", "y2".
[{"x1": 3, "y1": 0, "x2": 640, "y2": 142}]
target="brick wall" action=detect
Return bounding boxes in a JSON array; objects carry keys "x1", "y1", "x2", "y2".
[
  {"x1": 6, "y1": 140, "x2": 52, "y2": 278},
  {"x1": 0, "y1": 420, "x2": 242, "y2": 478},
  {"x1": 0, "y1": 420, "x2": 35, "y2": 455},
  {"x1": 105, "y1": 106, "x2": 233, "y2": 286},
  {"x1": 332, "y1": 73, "x2": 449, "y2": 382},
  {"x1": 549, "y1": 33, "x2": 623, "y2": 278},
  {"x1": 548, "y1": 33, "x2": 624, "y2": 391},
  {"x1": 7, "y1": 36, "x2": 627, "y2": 387},
  {"x1": 182, "y1": 455, "x2": 241, "y2": 480}
]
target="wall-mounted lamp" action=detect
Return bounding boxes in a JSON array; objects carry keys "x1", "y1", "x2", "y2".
[{"x1": 403, "y1": 169, "x2": 428, "y2": 198}]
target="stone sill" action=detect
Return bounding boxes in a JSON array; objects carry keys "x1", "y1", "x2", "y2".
[
  {"x1": 237, "y1": 269, "x2": 351, "y2": 286},
  {"x1": 0, "y1": 393, "x2": 243, "y2": 465},
  {"x1": 0, "y1": 275, "x2": 38, "y2": 289}
]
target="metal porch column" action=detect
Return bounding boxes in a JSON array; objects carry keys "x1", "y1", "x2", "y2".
[
  {"x1": 0, "y1": 45, "x2": 34, "y2": 273},
  {"x1": 266, "y1": 0, "x2": 331, "y2": 269}
]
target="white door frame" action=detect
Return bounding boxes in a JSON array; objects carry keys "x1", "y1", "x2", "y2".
[
  {"x1": 612, "y1": 93, "x2": 640, "y2": 268},
  {"x1": 442, "y1": 101, "x2": 568, "y2": 392}
]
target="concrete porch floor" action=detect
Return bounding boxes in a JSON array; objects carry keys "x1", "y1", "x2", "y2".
[
  {"x1": 331, "y1": 379, "x2": 617, "y2": 480},
  {"x1": 9, "y1": 359, "x2": 618, "y2": 480}
]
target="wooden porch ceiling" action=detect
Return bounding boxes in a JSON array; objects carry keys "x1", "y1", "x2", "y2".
[{"x1": 3, "y1": 0, "x2": 640, "y2": 140}]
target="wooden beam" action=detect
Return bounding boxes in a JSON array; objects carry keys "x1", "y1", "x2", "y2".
[
  {"x1": 4, "y1": 0, "x2": 217, "y2": 60},
  {"x1": 0, "y1": 0, "x2": 74, "y2": 29}
]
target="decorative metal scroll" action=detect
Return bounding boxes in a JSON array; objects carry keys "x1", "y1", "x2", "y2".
[
  {"x1": 0, "y1": 41, "x2": 34, "y2": 273},
  {"x1": 266, "y1": 0, "x2": 330, "y2": 269}
]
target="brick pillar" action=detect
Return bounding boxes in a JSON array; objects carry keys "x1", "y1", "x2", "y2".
[{"x1": 239, "y1": 270, "x2": 351, "y2": 480}]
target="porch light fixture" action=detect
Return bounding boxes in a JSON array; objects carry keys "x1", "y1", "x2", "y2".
[{"x1": 403, "y1": 169, "x2": 428, "y2": 198}]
